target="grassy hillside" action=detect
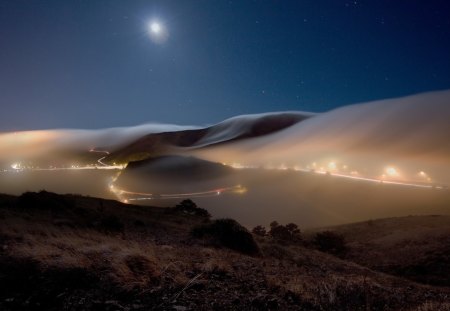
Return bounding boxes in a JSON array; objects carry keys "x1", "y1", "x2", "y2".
[
  {"x1": 311, "y1": 216, "x2": 450, "y2": 287},
  {"x1": 0, "y1": 192, "x2": 449, "y2": 310}
]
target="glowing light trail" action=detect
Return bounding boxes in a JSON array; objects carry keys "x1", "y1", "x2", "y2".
[
  {"x1": 110, "y1": 184, "x2": 247, "y2": 202},
  {"x1": 225, "y1": 162, "x2": 448, "y2": 190}
]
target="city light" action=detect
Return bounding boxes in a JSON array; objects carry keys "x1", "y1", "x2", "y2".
[
  {"x1": 328, "y1": 162, "x2": 337, "y2": 170},
  {"x1": 385, "y1": 167, "x2": 399, "y2": 177},
  {"x1": 11, "y1": 163, "x2": 20, "y2": 170}
]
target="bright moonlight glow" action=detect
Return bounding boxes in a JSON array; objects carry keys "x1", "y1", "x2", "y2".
[
  {"x1": 148, "y1": 20, "x2": 168, "y2": 44},
  {"x1": 150, "y1": 22, "x2": 161, "y2": 34}
]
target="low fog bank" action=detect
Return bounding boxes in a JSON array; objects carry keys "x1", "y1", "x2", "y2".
[
  {"x1": 0, "y1": 123, "x2": 198, "y2": 167},
  {"x1": 1, "y1": 90, "x2": 449, "y2": 228},
  {"x1": 0, "y1": 170, "x2": 115, "y2": 199},
  {"x1": 118, "y1": 167, "x2": 450, "y2": 228}
]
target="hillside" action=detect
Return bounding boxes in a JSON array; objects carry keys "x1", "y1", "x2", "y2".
[
  {"x1": 117, "y1": 155, "x2": 235, "y2": 195},
  {"x1": 1, "y1": 192, "x2": 450, "y2": 310},
  {"x1": 106, "y1": 111, "x2": 312, "y2": 163},
  {"x1": 125, "y1": 155, "x2": 233, "y2": 181},
  {"x1": 311, "y1": 216, "x2": 450, "y2": 286}
]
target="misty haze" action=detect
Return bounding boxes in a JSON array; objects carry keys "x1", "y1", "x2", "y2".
[
  {"x1": 1, "y1": 1, "x2": 450, "y2": 310},
  {"x1": 1, "y1": 91, "x2": 449, "y2": 228}
]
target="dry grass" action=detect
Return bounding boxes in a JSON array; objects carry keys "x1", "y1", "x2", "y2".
[
  {"x1": 1, "y1": 192, "x2": 449, "y2": 310},
  {"x1": 2, "y1": 221, "x2": 161, "y2": 289},
  {"x1": 412, "y1": 301, "x2": 450, "y2": 311},
  {"x1": 305, "y1": 215, "x2": 450, "y2": 287}
]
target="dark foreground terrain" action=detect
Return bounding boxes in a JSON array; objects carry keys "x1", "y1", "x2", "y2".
[{"x1": 0, "y1": 191, "x2": 449, "y2": 310}]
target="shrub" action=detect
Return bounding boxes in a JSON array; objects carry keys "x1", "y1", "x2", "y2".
[
  {"x1": 17, "y1": 191, "x2": 75, "y2": 211},
  {"x1": 252, "y1": 225, "x2": 267, "y2": 236},
  {"x1": 313, "y1": 231, "x2": 347, "y2": 255},
  {"x1": 270, "y1": 221, "x2": 279, "y2": 230},
  {"x1": 173, "y1": 199, "x2": 211, "y2": 218},
  {"x1": 270, "y1": 225, "x2": 292, "y2": 241},
  {"x1": 269, "y1": 221, "x2": 302, "y2": 242},
  {"x1": 286, "y1": 223, "x2": 301, "y2": 235},
  {"x1": 99, "y1": 215, "x2": 124, "y2": 232},
  {"x1": 192, "y1": 219, "x2": 260, "y2": 256}
]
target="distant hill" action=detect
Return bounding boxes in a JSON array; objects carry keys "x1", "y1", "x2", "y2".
[
  {"x1": 118, "y1": 155, "x2": 236, "y2": 194},
  {"x1": 125, "y1": 155, "x2": 233, "y2": 181},
  {"x1": 106, "y1": 111, "x2": 312, "y2": 163}
]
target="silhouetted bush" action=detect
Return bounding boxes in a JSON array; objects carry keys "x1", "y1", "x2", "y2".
[
  {"x1": 286, "y1": 223, "x2": 301, "y2": 235},
  {"x1": 252, "y1": 225, "x2": 267, "y2": 236},
  {"x1": 192, "y1": 219, "x2": 260, "y2": 255},
  {"x1": 99, "y1": 215, "x2": 124, "y2": 232},
  {"x1": 269, "y1": 221, "x2": 279, "y2": 229},
  {"x1": 313, "y1": 231, "x2": 347, "y2": 255},
  {"x1": 270, "y1": 225, "x2": 292, "y2": 241},
  {"x1": 173, "y1": 199, "x2": 211, "y2": 218},
  {"x1": 17, "y1": 191, "x2": 75, "y2": 211},
  {"x1": 134, "y1": 219, "x2": 146, "y2": 227},
  {"x1": 269, "y1": 221, "x2": 302, "y2": 242}
]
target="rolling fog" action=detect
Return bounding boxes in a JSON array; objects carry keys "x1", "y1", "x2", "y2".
[
  {"x1": 1, "y1": 90, "x2": 449, "y2": 228},
  {"x1": 0, "y1": 123, "x2": 197, "y2": 167},
  {"x1": 191, "y1": 90, "x2": 450, "y2": 185}
]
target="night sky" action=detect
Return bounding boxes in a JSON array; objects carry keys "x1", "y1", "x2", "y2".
[{"x1": 1, "y1": 0, "x2": 450, "y2": 130}]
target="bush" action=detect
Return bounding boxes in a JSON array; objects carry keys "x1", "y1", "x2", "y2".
[
  {"x1": 99, "y1": 215, "x2": 124, "y2": 232},
  {"x1": 17, "y1": 191, "x2": 75, "y2": 212},
  {"x1": 173, "y1": 199, "x2": 211, "y2": 218},
  {"x1": 269, "y1": 221, "x2": 302, "y2": 242},
  {"x1": 252, "y1": 225, "x2": 267, "y2": 236},
  {"x1": 313, "y1": 231, "x2": 347, "y2": 255},
  {"x1": 270, "y1": 225, "x2": 292, "y2": 241},
  {"x1": 192, "y1": 219, "x2": 260, "y2": 256}
]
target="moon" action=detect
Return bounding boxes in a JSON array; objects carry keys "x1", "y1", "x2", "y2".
[
  {"x1": 148, "y1": 20, "x2": 168, "y2": 44},
  {"x1": 150, "y1": 22, "x2": 161, "y2": 34}
]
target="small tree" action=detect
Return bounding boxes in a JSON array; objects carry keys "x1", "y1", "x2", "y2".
[
  {"x1": 270, "y1": 221, "x2": 279, "y2": 230},
  {"x1": 174, "y1": 199, "x2": 211, "y2": 218},
  {"x1": 270, "y1": 225, "x2": 292, "y2": 241},
  {"x1": 269, "y1": 221, "x2": 301, "y2": 241},
  {"x1": 252, "y1": 225, "x2": 267, "y2": 237},
  {"x1": 286, "y1": 223, "x2": 301, "y2": 235},
  {"x1": 175, "y1": 199, "x2": 197, "y2": 210}
]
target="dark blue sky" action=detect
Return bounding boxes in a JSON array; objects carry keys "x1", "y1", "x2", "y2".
[{"x1": 1, "y1": 0, "x2": 450, "y2": 130}]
